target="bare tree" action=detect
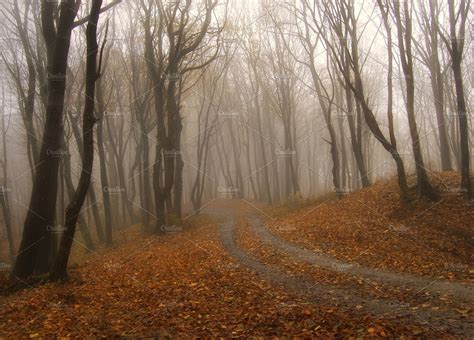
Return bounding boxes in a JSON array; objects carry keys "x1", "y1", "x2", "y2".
[
  {"x1": 264, "y1": 28, "x2": 301, "y2": 198},
  {"x1": 0, "y1": 0, "x2": 41, "y2": 178},
  {"x1": 316, "y1": 0, "x2": 410, "y2": 201},
  {"x1": 12, "y1": 0, "x2": 81, "y2": 279},
  {"x1": 0, "y1": 85, "x2": 14, "y2": 262},
  {"x1": 124, "y1": 10, "x2": 155, "y2": 230},
  {"x1": 96, "y1": 78, "x2": 113, "y2": 244},
  {"x1": 51, "y1": 0, "x2": 104, "y2": 280},
  {"x1": 190, "y1": 59, "x2": 229, "y2": 212},
  {"x1": 392, "y1": 0, "x2": 438, "y2": 200},
  {"x1": 141, "y1": 0, "x2": 221, "y2": 231},
  {"x1": 437, "y1": 0, "x2": 472, "y2": 199},
  {"x1": 414, "y1": 0, "x2": 453, "y2": 171},
  {"x1": 242, "y1": 32, "x2": 273, "y2": 204},
  {"x1": 293, "y1": 0, "x2": 370, "y2": 190}
]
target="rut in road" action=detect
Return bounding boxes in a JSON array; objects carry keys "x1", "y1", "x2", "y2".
[
  {"x1": 207, "y1": 207, "x2": 474, "y2": 336},
  {"x1": 248, "y1": 215, "x2": 474, "y2": 303}
]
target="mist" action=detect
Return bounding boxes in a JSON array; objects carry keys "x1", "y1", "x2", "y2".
[{"x1": 0, "y1": 0, "x2": 473, "y2": 337}]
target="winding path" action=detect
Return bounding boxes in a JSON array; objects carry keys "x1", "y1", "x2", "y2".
[
  {"x1": 249, "y1": 216, "x2": 474, "y2": 302},
  {"x1": 206, "y1": 206, "x2": 474, "y2": 336}
]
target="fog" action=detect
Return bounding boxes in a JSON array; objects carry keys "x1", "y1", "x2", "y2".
[{"x1": 0, "y1": 0, "x2": 473, "y2": 337}]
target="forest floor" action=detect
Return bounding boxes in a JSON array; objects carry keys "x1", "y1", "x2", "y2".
[{"x1": 0, "y1": 172, "x2": 473, "y2": 337}]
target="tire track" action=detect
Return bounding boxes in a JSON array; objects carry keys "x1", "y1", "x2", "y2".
[
  {"x1": 209, "y1": 207, "x2": 474, "y2": 336},
  {"x1": 249, "y1": 215, "x2": 474, "y2": 303}
]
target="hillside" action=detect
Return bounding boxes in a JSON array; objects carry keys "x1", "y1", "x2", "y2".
[
  {"x1": 266, "y1": 172, "x2": 474, "y2": 282},
  {"x1": 1, "y1": 172, "x2": 473, "y2": 337}
]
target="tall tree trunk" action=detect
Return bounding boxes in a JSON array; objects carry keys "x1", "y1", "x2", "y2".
[
  {"x1": 228, "y1": 120, "x2": 244, "y2": 198},
  {"x1": 337, "y1": 2, "x2": 410, "y2": 201},
  {"x1": 67, "y1": 111, "x2": 104, "y2": 242},
  {"x1": 337, "y1": 110, "x2": 348, "y2": 190},
  {"x1": 451, "y1": 57, "x2": 471, "y2": 198},
  {"x1": 60, "y1": 138, "x2": 95, "y2": 251},
  {"x1": 51, "y1": 0, "x2": 102, "y2": 279},
  {"x1": 173, "y1": 118, "x2": 184, "y2": 218},
  {"x1": 430, "y1": 56, "x2": 452, "y2": 172},
  {"x1": 12, "y1": 0, "x2": 79, "y2": 279},
  {"x1": 0, "y1": 190, "x2": 14, "y2": 262},
  {"x1": 444, "y1": 0, "x2": 472, "y2": 199},
  {"x1": 394, "y1": 2, "x2": 438, "y2": 200},
  {"x1": 105, "y1": 116, "x2": 133, "y2": 226},
  {"x1": 88, "y1": 183, "x2": 104, "y2": 243},
  {"x1": 342, "y1": 65, "x2": 369, "y2": 187},
  {"x1": 309, "y1": 64, "x2": 340, "y2": 196},
  {"x1": 141, "y1": 131, "x2": 152, "y2": 231},
  {"x1": 153, "y1": 143, "x2": 166, "y2": 233},
  {"x1": 268, "y1": 115, "x2": 281, "y2": 204},
  {"x1": 1, "y1": 89, "x2": 15, "y2": 262},
  {"x1": 10, "y1": 0, "x2": 40, "y2": 170},
  {"x1": 253, "y1": 78, "x2": 273, "y2": 204},
  {"x1": 96, "y1": 82, "x2": 113, "y2": 245}
]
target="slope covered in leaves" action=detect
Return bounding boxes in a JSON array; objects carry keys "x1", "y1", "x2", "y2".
[
  {"x1": 0, "y1": 173, "x2": 472, "y2": 337},
  {"x1": 266, "y1": 172, "x2": 474, "y2": 282},
  {"x1": 0, "y1": 214, "x2": 430, "y2": 338}
]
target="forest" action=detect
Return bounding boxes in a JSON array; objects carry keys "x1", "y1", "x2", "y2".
[{"x1": 0, "y1": 0, "x2": 473, "y2": 337}]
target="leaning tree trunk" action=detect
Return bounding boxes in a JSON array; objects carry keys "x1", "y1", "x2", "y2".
[
  {"x1": 343, "y1": 4, "x2": 410, "y2": 201},
  {"x1": 394, "y1": 2, "x2": 438, "y2": 200},
  {"x1": 51, "y1": 0, "x2": 102, "y2": 280},
  {"x1": 12, "y1": 0, "x2": 79, "y2": 279},
  {"x1": 342, "y1": 58, "x2": 369, "y2": 188},
  {"x1": 67, "y1": 110, "x2": 104, "y2": 242},
  {"x1": 352, "y1": 73, "x2": 410, "y2": 201},
  {"x1": 60, "y1": 138, "x2": 95, "y2": 251}
]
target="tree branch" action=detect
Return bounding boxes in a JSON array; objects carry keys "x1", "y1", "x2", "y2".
[{"x1": 73, "y1": 0, "x2": 121, "y2": 28}]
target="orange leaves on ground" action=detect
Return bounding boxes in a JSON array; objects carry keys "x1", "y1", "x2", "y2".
[
  {"x1": 0, "y1": 216, "x2": 383, "y2": 337},
  {"x1": 266, "y1": 172, "x2": 473, "y2": 283}
]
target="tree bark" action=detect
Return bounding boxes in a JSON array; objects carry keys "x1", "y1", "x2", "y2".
[
  {"x1": 393, "y1": 1, "x2": 438, "y2": 200},
  {"x1": 443, "y1": 0, "x2": 472, "y2": 199},
  {"x1": 12, "y1": 0, "x2": 80, "y2": 279},
  {"x1": 60, "y1": 138, "x2": 95, "y2": 252},
  {"x1": 96, "y1": 81, "x2": 113, "y2": 245},
  {"x1": 0, "y1": 89, "x2": 15, "y2": 262},
  {"x1": 51, "y1": 0, "x2": 102, "y2": 280}
]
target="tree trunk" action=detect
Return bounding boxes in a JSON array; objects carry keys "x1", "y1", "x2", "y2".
[
  {"x1": 141, "y1": 131, "x2": 152, "y2": 231},
  {"x1": 153, "y1": 142, "x2": 167, "y2": 233},
  {"x1": 67, "y1": 110, "x2": 104, "y2": 242},
  {"x1": 51, "y1": 0, "x2": 102, "y2": 279},
  {"x1": 12, "y1": 0, "x2": 79, "y2": 279},
  {"x1": 96, "y1": 92, "x2": 113, "y2": 246},
  {"x1": 254, "y1": 83, "x2": 273, "y2": 204},
  {"x1": 88, "y1": 183, "x2": 105, "y2": 243},
  {"x1": 173, "y1": 118, "x2": 184, "y2": 218},
  {"x1": 451, "y1": 38, "x2": 471, "y2": 198},
  {"x1": 343, "y1": 71, "x2": 369, "y2": 188},
  {"x1": 394, "y1": 2, "x2": 438, "y2": 200},
  {"x1": 1, "y1": 90, "x2": 15, "y2": 262},
  {"x1": 61, "y1": 138, "x2": 95, "y2": 251}
]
